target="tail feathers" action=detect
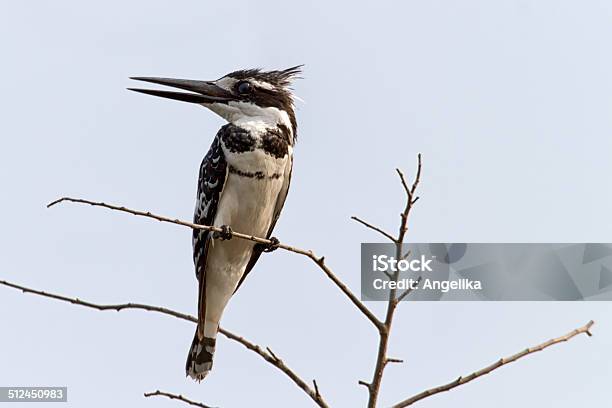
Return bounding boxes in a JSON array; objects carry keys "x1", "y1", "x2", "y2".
[{"x1": 186, "y1": 332, "x2": 216, "y2": 382}]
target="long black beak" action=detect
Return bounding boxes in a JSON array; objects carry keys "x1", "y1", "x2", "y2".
[{"x1": 128, "y1": 77, "x2": 234, "y2": 104}]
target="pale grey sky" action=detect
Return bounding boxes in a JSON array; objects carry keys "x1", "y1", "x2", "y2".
[{"x1": 1, "y1": 1, "x2": 611, "y2": 407}]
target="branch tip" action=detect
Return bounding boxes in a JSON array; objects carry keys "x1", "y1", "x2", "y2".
[{"x1": 46, "y1": 197, "x2": 66, "y2": 208}]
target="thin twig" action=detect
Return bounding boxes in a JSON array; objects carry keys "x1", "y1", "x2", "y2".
[
  {"x1": 396, "y1": 276, "x2": 422, "y2": 303},
  {"x1": 350, "y1": 216, "x2": 396, "y2": 242},
  {"x1": 395, "y1": 169, "x2": 412, "y2": 201},
  {"x1": 47, "y1": 196, "x2": 383, "y2": 332},
  {"x1": 391, "y1": 320, "x2": 595, "y2": 407},
  {"x1": 266, "y1": 347, "x2": 279, "y2": 362},
  {"x1": 401, "y1": 250, "x2": 412, "y2": 260},
  {"x1": 399, "y1": 153, "x2": 422, "y2": 200},
  {"x1": 313, "y1": 379, "x2": 321, "y2": 399},
  {"x1": 144, "y1": 390, "x2": 213, "y2": 408},
  {"x1": 0, "y1": 279, "x2": 329, "y2": 408}
]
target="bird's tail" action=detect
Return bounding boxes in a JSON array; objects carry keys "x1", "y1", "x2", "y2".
[{"x1": 186, "y1": 330, "x2": 217, "y2": 382}]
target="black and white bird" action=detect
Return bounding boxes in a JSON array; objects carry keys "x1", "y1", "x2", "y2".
[{"x1": 129, "y1": 66, "x2": 301, "y2": 381}]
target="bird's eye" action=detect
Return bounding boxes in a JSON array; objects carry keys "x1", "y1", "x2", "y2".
[{"x1": 237, "y1": 81, "x2": 252, "y2": 95}]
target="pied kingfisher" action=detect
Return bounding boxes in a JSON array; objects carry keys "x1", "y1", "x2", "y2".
[{"x1": 129, "y1": 66, "x2": 301, "y2": 381}]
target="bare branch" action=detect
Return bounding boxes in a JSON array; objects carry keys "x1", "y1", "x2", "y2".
[
  {"x1": 392, "y1": 320, "x2": 595, "y2": 407},
  {"x1": 144, "y1": 390, "x2": 212, "y2": 408},
  {"x1": 364, "y1": 155, "x2": 423, "y2": 408},
  {"x1": 47, "y1": 197, "x2": 269, "y2": 244},
  {"x1": 0, "y1": 279, "x2": 197, "y2": 323},
  {"x1": 37, "y1": 156, "x2": 590, "y2": 408},
  {"x1": 396, "y1": 154, "x2": 422, "y2": 244},
  {"x1": 350, "y1": 216, "x2": 396, "y2": 242},
  {"x1": 0, "y1": 279, "x2": 329, "y2": 408},
  {"x1": 47, "y1": 196, "x2": 383, "y2": 331}
]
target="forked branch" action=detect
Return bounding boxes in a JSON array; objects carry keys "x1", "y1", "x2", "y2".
[{"x1": 353, "y1": 155, "x2": 594, "y2": 408}]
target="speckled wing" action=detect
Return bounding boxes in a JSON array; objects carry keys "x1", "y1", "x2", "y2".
[{"x1": 192, "y1": 134, "x2": 228, "y2": 332}]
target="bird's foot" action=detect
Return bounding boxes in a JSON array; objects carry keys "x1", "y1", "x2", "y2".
[
  {"x1": 262, "y1": 236, "x2": 280, "y2": 253},
  {"x1": 212, "y1": 225, "x2": 233, "y2": 241}
]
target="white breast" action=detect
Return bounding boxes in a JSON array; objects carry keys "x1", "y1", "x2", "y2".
[
  {"x1": 215, "y1": 152, "x2": 288, "y2": 235},
  {"x1": 202, "y1": 148, "x2": 290, "y2": 333}
]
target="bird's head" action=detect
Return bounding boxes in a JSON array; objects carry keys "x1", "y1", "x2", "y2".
[{"x1": 129, "y1": 66, "x2": 302, "y2": 141}]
